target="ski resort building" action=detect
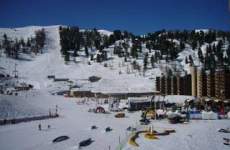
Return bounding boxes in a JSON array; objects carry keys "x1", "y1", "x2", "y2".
[
  {"x1": 184, "y1": 74, "x2": 192, "y2": 95},
  {"x1": 156, "y1": 77, "x2": 160, "y2": 92},
  {"x1": 127, "y1": 97, "x2": 151, "y2": 111},
  {"x1": 207, "y1": 70, "x2": 215, "y2": 98},
  {"x1": 176, "y1": 75, "x2": 185, "y2": 95},
  {"x1": 190, "y1": 66, "x2": 198, "y2": 97},
  {"x1": 157, "y1": 74, "x2": 191, "y2": 96},
  {"x1": 171, "y1": 76, "x2": 177, "y2": 95},
  {"x1": 165, "y1": 76, "x2": 171, "y2": 95},
  {"x1": 160, "y1": 76, "x2": 166, "y2": 94},
  {"x1": 197, "y1": 68, "x2": 207, "y2": 98},
  {"x1": 156, "y1": 66, "x2": 230, "y2": 102},
  {"x1": 70, "y1": 88, "x2": 155, "y2": 99},
  {"x1": 214, "y1": 67, "x2": 230, "y2": 100}
]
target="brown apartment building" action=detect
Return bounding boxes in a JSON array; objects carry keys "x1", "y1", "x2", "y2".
[{"x1": 155, "y1": 66, "x2": 230, "y2": 101}]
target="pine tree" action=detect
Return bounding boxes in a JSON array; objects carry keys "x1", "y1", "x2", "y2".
[
  {"x1": 101, "y1": 50, "x2": 107, "y2": 61},
  {"x1": 143, "y1": 53, "x2": 148, "y2": 70},
  {"x1": 198, "y1": 48, "x2": 204, "y2": 63},
  {"x1": 131, "y1": 45, "x2": 138, "y2": 58},
  {"x1": 216, "y1": 40, "x2": 223, "y2": 64},
  {"x1": 73, "y1": 26, "x2": 80, "y2": 57},
  {"x1": 93, "y1": 28, "x2": 101, "y2": 50},
  {"x1": 146, "y1": 41, "x2": 152, "y2": 53},
  {"x1": 13, "y1": 39, "x2": 19, "y2": 59},
  {"x1": 108, "y1": 34, "x2": 115, "y2": 45},
  {"x1": 122, "y1": 42, "x2": 129, "y2": 56},
  {"x1": 192, "y1": 40, "x2": 197, "y2": 50},
  {"x1": 227, "y1": 45, "x2": 230, "y2": 59},
  {"x1": 3, "y1": 34, "x2": 8, "y2": 47},
  {"x1": 189, "y1": 55, "x2": 193, "y2": 65},
  {"x1": 20, "y1": 38, "x2": 25, "y2": 47},
  {"x1": 35, "y1": 28, "x2": 46, "y2": 54},
  {"x1": 85, "y1": 45, "x2": 89, "y2": 57},
  {"x1": 94, "y1": 39, "x2": 101, "y2": 51},
  {"x1": 3, "y1": 34, "x2": 11, "y2": 57},
  {"x1": 64, "y1": 51, "x2": 70, "y2": 62},
  {"x1": 26, "y1": 38, "x2": 31, "y2": 47},
  {"x1": 150, "y1": 55, "x2": 155, "y2": 68},
  {"x1": 124, "y1": 56, "x2": 127, "y2": 62},
  {"x1": 96, "y1": 54, "x2": 102, "y2": 62},
  {"x1": 212, "y1": 44, "x2": 216, "y2": 53},
  {"x1": 123, "y1": 30, "x2": 130, "y2": 39},
  {"x1": 113, "y1": 30, "x2": 122, "y2": 41},
  {"x1": 139, "y1": 42, "x2": 142, "y2": 53},
  {"x1": 216, "y1": 40, "x2": 223, "y2": 52},
  {"x1": 227, "y1": 45, "x2": 230, "y2": 65},
  {"x1": 103, "y1": 36, "x2": 110, "y2": 48},
  {"x1": 185, "y1": 56, "x2": 188, "y2": 64},
  {"x1": 180, "y1": 41, "x2": 185, "y2": 50}
]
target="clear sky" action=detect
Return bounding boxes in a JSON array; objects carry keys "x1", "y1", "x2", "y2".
[{"x1": 0, "y1": 0, "x2": 229, "y2": 34}]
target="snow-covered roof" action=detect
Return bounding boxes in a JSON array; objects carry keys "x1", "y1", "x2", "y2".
[
  {"x1": 128, "y1": 97, "x2": 150, "y2": 103},
  {"x1": 154, "y1": 95, "x2": 195, "y2": 104}
]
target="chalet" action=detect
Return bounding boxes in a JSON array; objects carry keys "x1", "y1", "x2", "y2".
[
  {"x1": 128, "y1": 97, "x2": 151, "y2": 111},
  {"x1": 15, "y1": 83, "x2": 33, "y2": 91},
  {"x1": 70, "y1": 88, "x2": 95, "y2": 97}
]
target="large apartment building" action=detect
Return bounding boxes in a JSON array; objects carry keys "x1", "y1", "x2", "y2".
[
  {"x1": 214, "y1": 68, "x2": 230, "y2": 100},
  {"x1": 155, "y1": 66, "x2": 230, "y2": 101},
  {"x1": 207, "y1": 70, "x2": 215, "y2": 97}
]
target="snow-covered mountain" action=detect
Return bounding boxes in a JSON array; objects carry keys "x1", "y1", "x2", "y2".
[
  {"x1": 0, "y1": 25, "x2": 156, "y2": 94},
  {"x1": 0, "y1": 25, "x2": 229, "y2": 95},
  {"x1": 0, "y1": 26, "x2": 230, "y2": 150},
  {"x1": 97, "y1": 29, "x2": 113, "y2": 36}
]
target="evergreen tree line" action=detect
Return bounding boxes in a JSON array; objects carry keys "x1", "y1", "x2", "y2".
[
  {"x1": 199, "y1": 41, "x2": 230, "y2": 69},
  {"x1": 132, "y1": 29, "x2": 230, "y2": 71},
  {"x1": 1, "y1": 29, "x2": 46, "y2": 59},
  {"x1": 145, "y1": 29, "x2": 230, "y2": 46},
  {"x1": 143, "y1": 29, "x2": 230, "y2": 59},
  {"x1": 59, "y1": 26, "x2": 230, "y2": 71},
  {"x1": 185, "y1": 40, "x2": 230, "y2": 70},
  {"x1": 59, "y1": 26, "x2": 133, "y2": 62}
]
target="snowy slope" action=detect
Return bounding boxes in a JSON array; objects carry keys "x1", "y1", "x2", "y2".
[
  {"x1": 0, "y1": 26, "x2": 229, "y2": 150},
  {"x1": 0, "y1": 25, "x2": 155, "y2": 93},
  {"x1": 0, "y1": 26, "x2": 44, "y2": 40},
  {"x1": 123, "y1": 119, "x2": 230, "y2": 150},
  {"x1": 98, "y1": 29, "x2": 113, "y2": 36},
  {"x1": 195, "y1": 29, "x2": 209, "y2": 33},
  {"x1": 0, "y1": 94, "x2": 229, "y2": 150}
]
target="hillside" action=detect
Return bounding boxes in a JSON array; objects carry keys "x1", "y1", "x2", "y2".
[
  {"x1": 0, "y1": 26, "x2": 157, "y2": 95},
  {"x1": 0, "y1": 26, "x2": 230, "y2": 96},
  {"x1": 0, "y1": 26, "x2": 230, "y2": 150}
]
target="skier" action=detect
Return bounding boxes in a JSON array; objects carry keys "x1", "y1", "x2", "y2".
[
  {"x1": 55, "y1": 105, "x2": 58, "y2": 116},
  {"x1": 38, "y1": 124, "x2": 41, "y2": 131}
]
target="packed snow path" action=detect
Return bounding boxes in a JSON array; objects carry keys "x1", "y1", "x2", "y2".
[{"x1": 17, "y1": 26, "x2": 63, "y2": 90}]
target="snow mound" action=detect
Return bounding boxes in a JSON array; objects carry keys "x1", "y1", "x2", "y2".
[
  {"x1": 195, "y1": 29, "x2": 209, "y2": 33},
  {"x1": 97, "y1": 29, "x2": 113, "y2": 36}
]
